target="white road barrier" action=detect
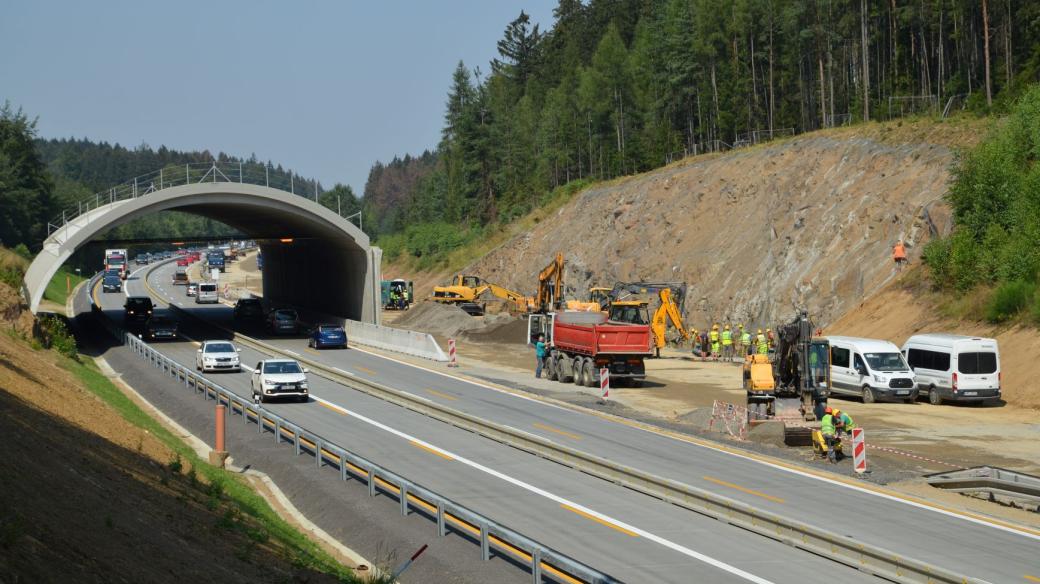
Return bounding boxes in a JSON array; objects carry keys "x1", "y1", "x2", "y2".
[
  {"x1": 852, "y1": 428, "x2": 867, "y2": 474},
  {"x1": 344, "y1": 319, "x2": 448, "y2": 362}
]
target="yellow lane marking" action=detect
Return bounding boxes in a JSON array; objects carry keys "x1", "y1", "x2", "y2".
[
  {"x1": 91, "y1": 280, "x2": 101, "y2": 308},
  {"x1": 703, "y1": 475, "x2": 785, "y2": 504},
  {"x1": 319, "y1": 402, "x2": 346, "y2": 416},
  {"x1": 560, "y1": 504, "x2": 639, "y2": 537},
  {"x1": 1024, "y1": 575, "x2": 1040, "y2": 582},
  {"x1": 533, "y1": 422, "x2": 582, "y2": 441},
  {"x1": 305, "y1": 348, "x2": 322, "y2": 355},
  {"x1": 425, "y1": 388, "x2": 458, "y2": 401},
  {"x1": 410, "y1": 440, "x2": 454, "y2": 461},
  {"x1": 354, "y1": 365, "x2": 376, "y2": 375}
]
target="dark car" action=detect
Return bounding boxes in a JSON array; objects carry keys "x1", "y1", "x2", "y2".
[
  {"x1": 234, "y1": 297, "x2": 264, "y2": 320},
  {"x1": 309, "y1": 324, "x2": 347, "y2": 349},
  {"x1": 266, "y1": 308, "x2": 299, "y2": 335},
  {"x1": 124, "y1": 296, "x2": 154, "y2": 323},
  {"x1": 102, "y1": 274, "x2": 122, "y2": 293},
  {"x1": 144, "y1": 315, "x2": 178, "y2": 341}
]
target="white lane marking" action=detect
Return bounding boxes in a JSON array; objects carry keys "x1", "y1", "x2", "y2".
[
  {"x1": 240, "y1": 365, "x2": 255, "y2": 373},
  {"x1": 285, "y1": 350, "x2": 301, "y2": 357},
  {"x1": 351, "y1": 345, "x2": 1040, "y2": 541},
  {"x1": 333, "y1": 367, "x2": 356, "y2": 376},
  {"x1": 307, "y1": 394, "x2": 774, "y2": 584}
]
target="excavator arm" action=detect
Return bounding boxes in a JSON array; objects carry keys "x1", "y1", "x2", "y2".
[
  {"x1": 535, "y1": 252, "x2": 565, "y2": 312},
  {"x1": 479, "y1": 283, "x2": 533, "y2": 312},
  {"x1": 651, "y1": 288, "x2": 691, "y2": 349}
]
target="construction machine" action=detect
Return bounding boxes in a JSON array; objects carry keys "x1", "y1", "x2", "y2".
[
  {"x1": 430, "y1": 274, "x2": 488, "y2": 316},
  {"x1": 564, "y1": 286, "x2": 611, "y2": 312},
  {"x1": 605, "y1": 282, "x2": 692, "y2": 355},
  {"x1": 743, "y1": 310, "x2": 830, "y2": 425},
  {"x1": 534, "y1": 252, "x2": 565, "y2": 313}
]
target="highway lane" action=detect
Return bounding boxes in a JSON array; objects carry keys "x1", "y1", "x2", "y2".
[
  {"x1": 90, "y1": 263, "x2": 887, "y2": 583},
  {"x1": 140, "y1": 262, "x2": 1040, "y2": 584}
]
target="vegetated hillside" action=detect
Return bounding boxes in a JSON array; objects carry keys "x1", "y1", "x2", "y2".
[
  {"x1": 405, "y1": 119, "x2": 984, "y2": 329},
  {"x1": 828, "y1": 267, "x2": 1040, "y2": 410},
  {"x1": 0, "y1": 275, "x2": 354, "y2": 582}
]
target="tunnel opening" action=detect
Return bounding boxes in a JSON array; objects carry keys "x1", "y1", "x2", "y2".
[{"x1": 24, "y1": 183, "x2": 381, "y2": 323}]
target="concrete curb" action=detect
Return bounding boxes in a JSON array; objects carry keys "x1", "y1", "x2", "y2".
[{"x1": 91, "y1": 354, "x2": 379, "y2": 577}]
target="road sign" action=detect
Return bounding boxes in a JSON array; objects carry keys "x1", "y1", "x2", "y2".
[
  {"x1": 447, "y1": 339, "x2": 458, "y2": 367},
  {"x1": 852, "y1": 427, "x2": 866, "y2": 473},
  {"x1": 600, "y1": 367, "x2": 609, "y2": 398}
]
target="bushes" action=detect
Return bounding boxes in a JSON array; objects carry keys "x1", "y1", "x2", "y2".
[
  {"x1": 925, "y1": 84, "x2": 1040, "y2": 327},
  {"x1": 36, "y1": 315, "x2": 77, "y2": 359}
]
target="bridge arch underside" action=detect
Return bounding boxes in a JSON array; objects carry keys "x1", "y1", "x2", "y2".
[
  {"x1": 27, "y1": 185, "x2": 380, "y2": 323},
  {"x1": 176, "y1": 200, "x2": 372, "y2": 322}
]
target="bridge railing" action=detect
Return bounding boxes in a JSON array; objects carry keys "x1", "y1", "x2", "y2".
[{"x1": 47, "y1": 162, "x2": 325, "y2": 236}]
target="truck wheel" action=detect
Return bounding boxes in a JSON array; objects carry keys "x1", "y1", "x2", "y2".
[
  {"x1": 862, "y1": 385, "x2": 876, "y2": 404},
  {"x1": 546, "y1": 357, "x2": 558, "y2": 381},
  {"x1": 928, "y1": 385, "x2": 943, "y2": 405},
  {"x1": 559, "y1": 358, "x2": 574, "y2": 383},
  {"x1": 572, "y1": 358, "x2": 584, "y2": 385},
  {"x1": 584, "y1": 359, "x2": 597, "y2": 388}
]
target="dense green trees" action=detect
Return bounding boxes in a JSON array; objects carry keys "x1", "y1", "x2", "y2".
[
  {"x1": 923, "y1": 84, "x2": 1040, "y2": 321},
  {"x1": 0, "y1": 104, "x2": 55, "y2": 249},
  {"x1": 367, "y1": 0, "x2": 1039, "y2": 263}
]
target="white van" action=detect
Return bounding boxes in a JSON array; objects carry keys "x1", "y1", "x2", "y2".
[
  {"x1": 827, "y1": 336, "x2": 917, "y2": 403},
  {"x1": 901, "y1": 334, "x2": 1001, "y2": 405},
  {"x1": 195, "y1": 281, "x2": 219, "y2": 304}
]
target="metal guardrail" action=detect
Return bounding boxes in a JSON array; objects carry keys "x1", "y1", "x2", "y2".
[
  {"x1": 927, "y1": 466, "x2": 1040, "y2": 505},
  {"x1": 87, "y1": 280, "x2": 615, "y2": 584},
  {"x1": 167, "y1": 305, "x2": 984, "y2": 584},
  {"x1": 47, "y1": 162, "x2": 325, "y2": 236}
]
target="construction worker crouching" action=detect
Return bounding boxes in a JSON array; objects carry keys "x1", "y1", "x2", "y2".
[
  {"x1": 820, "y1": 407, "x2": 842, "y2": 463},
  {"x1": 721, "y1": 324, "x2": 733, "y2": 362},
  {"x1": 834, "y1": 408, "x2": 856, "y2": 436}
]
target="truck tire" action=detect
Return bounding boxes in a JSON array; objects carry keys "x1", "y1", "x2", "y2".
[
  {"x1": 862, "y1": 385, "x2": 876, "y2": 404},
  {"x1": 559, "y1": 358, "x2": 574, "y2": 384},
  {"x1": 571, "y1": 357, "x2": 584, "y2": 385},
  {"x1": 546, "y1": 357, "x2": 558, "y2": 381},
  {"x1": 583, "y1": 358, "x2": 596, "y2": 388}
]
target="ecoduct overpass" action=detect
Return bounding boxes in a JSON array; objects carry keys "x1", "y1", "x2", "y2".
[{"x1": 22, "y1": 163, "x2": 382, "y2": 323}]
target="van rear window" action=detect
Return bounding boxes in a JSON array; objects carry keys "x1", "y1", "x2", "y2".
[
  {"x1": 958, "y1": 352, "x2": 997, "y2": 374},
  {"x1": 200, "y1": 284, "x2": 217, "y2": 292}
]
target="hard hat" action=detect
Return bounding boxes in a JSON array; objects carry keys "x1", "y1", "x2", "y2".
[
  {"x1": 724, "y1": 324, "x2": 730, "y2": 330},
  {"x1": 833, "y1": 409, "x2": 841, "y2": 416},
  {"x1": 713, "y1": 324, "x2": 719, "y2": 330},
  {"x1": 824, "y1": 406, "x2": 833, "y2": 414},
  {"x1": 738, "y1": 324, "x2": 744, "y2": 329},
  {"x1": 757, "y1": 329, "x2": 762, "y2": 334},
  {"x1": 766, "y1": 328, "x2": 771, "y2": 332}
]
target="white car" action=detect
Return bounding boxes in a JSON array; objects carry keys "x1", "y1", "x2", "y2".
[
  {"x1": 195, "y1": 340, "x2": 241, "y2": 372},
  {"x1": 186, "y1": 282, "x2": 198, "y2": 297},
  {"x1": 251, "y1": 359, "x2": 309, "y2": 403}
]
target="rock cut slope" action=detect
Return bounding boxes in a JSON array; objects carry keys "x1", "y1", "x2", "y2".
[{"x1": 466, "y1": 128, "x2": 964, "y2": 327}]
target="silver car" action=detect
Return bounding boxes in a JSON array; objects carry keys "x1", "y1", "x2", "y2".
[
  {"x1": 196, "y1": 340, "x2": 241, "y2": 372},
  {"x1": 251, "y1": 359, "x2": 309, "y2": 403}
]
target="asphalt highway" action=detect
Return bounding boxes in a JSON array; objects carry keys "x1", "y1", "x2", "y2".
[{"x1": 89, "y1": 260, "x2": 1040, "y2": 583}]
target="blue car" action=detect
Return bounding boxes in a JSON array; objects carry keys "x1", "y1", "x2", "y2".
[{"x1": 309, "y1": 324, "x2": 347, "y2": 349}]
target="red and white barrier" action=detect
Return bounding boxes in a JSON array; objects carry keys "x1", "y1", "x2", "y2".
[
  {"x1": 852, "y1": 427, "x2": 866, "y2": 473},
  {"x1": 447, "y1": 338, "x2": 458, "y2": 368},
  {"x1": 600, "y1": 367, "x2": 609, "y2": 398}
]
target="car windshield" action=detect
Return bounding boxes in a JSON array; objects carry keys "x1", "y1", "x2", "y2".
[
  {"x1": 275, "y1": 310, "x2": 297, "y2": 320},
  {"x1": 127, "y1": 299, "x2": 151, "y2": 307},
  {"x1": 205, "y1": 343, "x2": 235, "y2": 353},
  {"x1": 864, "y1": 352, "x2": 908, "y2": 372},
  {"x1": 108, "y1": 258, "x2": 125, "y2": 265},
  {"x1": 263, "y1": 361, "x2": 302, "y2": 374}
]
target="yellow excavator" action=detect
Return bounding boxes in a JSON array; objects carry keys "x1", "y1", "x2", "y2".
[
  {"x1": 605, "y1": 282, "x2": 691, "y2": 356},
  {"x1": 534, "y1": 252, "x2": 565, "y2": 313},
  {"x1": 430, "y1": 274, "x2": 531, "y2": 316}
]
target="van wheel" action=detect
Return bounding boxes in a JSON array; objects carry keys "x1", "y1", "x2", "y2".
[
  {"x1": 928, "y1": 386, "x2": 943, "y2": 405},
  {"x1": 862, "y1": 385, "x2": 876, "y2": 404}
]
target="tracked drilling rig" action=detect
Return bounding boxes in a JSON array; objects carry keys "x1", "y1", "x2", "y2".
[{"x1": 744, "y1": 310, "x2": 830, "y2": 424}]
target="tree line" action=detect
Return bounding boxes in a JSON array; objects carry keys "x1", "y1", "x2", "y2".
[
  {"x1": 0, "y1": 103, "x2": 359, "y2": 254},
  {"x1": 365, "y1": 0, "x2": 1039, "y2": 263}
]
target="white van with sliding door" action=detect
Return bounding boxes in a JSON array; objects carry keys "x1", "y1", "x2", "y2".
[
  {"x1": 827, "y1": 336, "x2": 917, "y2": 404},
  {"x1": 901, "y1": 334, "x2": 1001, "y2": 405}
]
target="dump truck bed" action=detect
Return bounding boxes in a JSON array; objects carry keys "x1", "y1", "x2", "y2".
[{"x1": 552, "y1": 320, "x2": 653, "y2": 356}]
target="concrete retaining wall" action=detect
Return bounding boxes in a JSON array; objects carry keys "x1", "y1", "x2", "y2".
[{"x1": 345, "y1": 320, "x2": 447, "y2": 362}]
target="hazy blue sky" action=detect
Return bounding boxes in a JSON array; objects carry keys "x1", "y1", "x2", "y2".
[{"x1": 1, "y1": 1, "x2": 556, "y2": 195}]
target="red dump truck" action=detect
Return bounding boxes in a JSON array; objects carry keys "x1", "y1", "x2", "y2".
[{"x1": 527, "y1": 311, "x2": 653, "y2": 388}]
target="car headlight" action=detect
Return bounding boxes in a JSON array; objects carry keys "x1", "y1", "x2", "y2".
[
  {"x1": 873, "y1": 374, "x2": 885, "y2": 383},
  {"x1": 262, "y1": 379, "x2": 276, "y2": 386}
]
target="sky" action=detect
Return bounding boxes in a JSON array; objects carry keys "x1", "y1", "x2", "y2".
[{"x1": 0, "y1": 1, "x2": 557, "y2": 195}]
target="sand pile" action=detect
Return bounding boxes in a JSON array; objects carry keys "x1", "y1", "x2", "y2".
[
  {"x1": 395, "y1": 301, "x2": 493, "y2": 338},
  {"x1": 462, "y1": 317, "x2": 528, "y2": 345}
]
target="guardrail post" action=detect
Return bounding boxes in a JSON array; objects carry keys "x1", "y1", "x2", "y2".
[
  {"x1": 437, "y1": 501, "x2": 446, "y2": 536},
  {"x1": 340, "y1": 455, "x2": 347, "y2": 481},
  {"x1": 480, "y1": 524, "x2": 490, "y2": 561},
  {"x1": 274, "y1": 419, "x2": 281, "y2": 443},
  {"x1": 316, "y1": 439, "x2": 323, "y2": 469},
  {"x1": 400, "y1": 484, "x2": 408, "y2": 516},
  {"x1": 367, "y1": 469, "x2": 376, "y2": 497},
  {"x1": 294, "y1": 429, "x2": 300, "y2": 456},
  {"x1": 532, "y1": 549, "x2": 542, "y2": 583}
]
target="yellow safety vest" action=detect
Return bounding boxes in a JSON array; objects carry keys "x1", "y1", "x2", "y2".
[
  {"x1": 757, "y1": 335, "x2": 769, "y2": 354},
  {"x1": 710, "y1": 330, "x2": 719, "y2": 343},
  {"x1": 721, "y1": 330, "x2": 732, "y2": 345},
  {"x1": 741, "y1": 332, "x2": 751, "y2": 345}
]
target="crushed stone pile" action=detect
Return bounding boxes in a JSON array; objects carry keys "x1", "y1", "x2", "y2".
[{"x1": 394, "y1": 301, "x2": 500, "y2": 338}]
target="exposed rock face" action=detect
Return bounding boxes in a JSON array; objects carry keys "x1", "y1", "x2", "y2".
[{"x1": 464, "y1": 135, "x2": 955, "y2": 328}]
